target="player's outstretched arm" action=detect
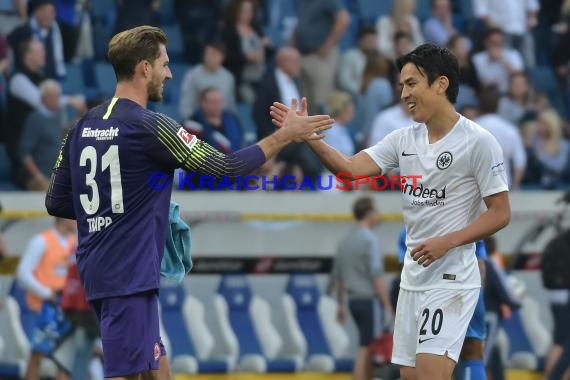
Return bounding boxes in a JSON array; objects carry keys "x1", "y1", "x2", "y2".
[
  {"x1": 150, "y1": 101, "x2": 333, "y2": 181},
  {"x1": 270, "y1": 98, "x2": 380, "y2": 179},
  {"x1": 256, "y1": 98, "x2": 334, "y2": 160},
  {"x1": 45, "y1": 130, "x2": 76, "y2": 220}
]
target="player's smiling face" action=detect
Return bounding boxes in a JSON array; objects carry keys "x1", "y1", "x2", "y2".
[
  {"x1": 148, "y1": 44, "x2": 172, "y2": 102},
  {"x1": 400, "y1": 63, "x2": 441, "y2": 123}
]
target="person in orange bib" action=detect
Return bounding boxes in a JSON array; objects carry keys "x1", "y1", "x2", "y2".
[{"x1": 16, "y1": 217, "x2": 77, "y2": 380}]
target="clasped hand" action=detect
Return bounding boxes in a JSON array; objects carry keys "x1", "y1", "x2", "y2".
[{"x1": 270, "y1": 97, "x2": 332, "y2": 142}]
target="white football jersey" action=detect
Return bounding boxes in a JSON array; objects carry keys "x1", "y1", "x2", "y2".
[{"x1": 364, "y1": 115, "x2": 509, "y2": 291}]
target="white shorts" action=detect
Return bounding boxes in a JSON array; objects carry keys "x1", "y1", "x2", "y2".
[{"x1": 391, "y1": 287, "x2": 479, "y2": 367}]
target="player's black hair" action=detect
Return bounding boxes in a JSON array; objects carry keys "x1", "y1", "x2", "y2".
[
  {"x1": 353, "y1": 197, "x2": 375, "y2": 221},
  {"x1": 396, "y1": 43, "x2": 460, "y2": 104}
]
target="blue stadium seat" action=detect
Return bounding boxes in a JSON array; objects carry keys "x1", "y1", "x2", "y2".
[
  {"x1": 8, "y1": 280, "x2": 37, "y2": 340},
  {"x1": 81, "y1": 58, "x2": 98, "y2": 88},
  {"x1": 567, "y1": 87, "x2": 570, "y2": 120},
  {"x1": 159, "y1": 280, "x2": 232, "y2": 373},
  {"x1": 498, "y1": 277, "x2": 551, "y2": 371},
  {"x1": 0, "y1": 144, "x2": 18, "y2": 191},
  {"x1": 159, "y1": 0, "x2": 176, "y2": 25},
  {"x1": 501, "y1": 309, "x2": 546, "y2": 370},
  {"x1": 356, "y1": 0, "x2": 392, "y2": 26},
  {"x1": 528, "y1": 66, "x2": 558, "y2": 96},
  {"x1": 90, "y1": 0, "x2": 116, "y2": 22},
  {"x1": 162, "y1": 25, "x2": 185, "y2": 62},
  {"x1": 0, "y1": 363, "x2": 21, "y2": 379},
  {"x1": 90, "y1": 0, "x2": 116, "y2": 60},
  {"x1": 5, "y1": 281, "x2": 62, "y2": 378},
  {"x1": 163, "y1": 85, "x2": 181, "y2": 107},
  {"x1": 282, "y1": 274, "x2": 354, "y2": 372},
  {"x1": 62, "y1": 62, "x2": 84, "y2": 94},
  {"x1": 278, "y1": 0, "x2": 299, "y2": 18},
  {"x1": 94, "y1": 62, "x2": 117, "y2": 99},
  {"x1": 236, "y1": 103, "x2": 258, "y2": 146},
  {"x1": 168, "y1": 62, "x2": 191, "y2": 82},
  {"x1": 214, "y1": 275, "x2": 302, "y2": 373},
  {"x1": 61, "y1": 61, "x2": 101, "y2": 103},
  {"x1": 343, "y1": 0, "x2": 360, "y2": 14},
  {"x1": 164, "y1": 62, "x2": 190, "y2": 105},
  {"x1": 0, "y1": 68, "x2": 6, "y2": 107},
  {"x1": 339, "y1": 13, "x2": 360, "y2": 52},
  {"x1": 415, "y1": 0, "x2": 432, "y2": 22},
  {"x1": 0, "y1": 278, "x2": 26, "y2": 377},
  {"x1": 458, "y1": 0, "x2": 474, "y2": 20},
  {"x1": 527, "y1": 66, "x2": 566, "y2": 114},
  {"x1": 263, "y1": 0, "x2": 298, "y2": 47},
  {"x1": 502, "y1": 310, "x2": 535, "y2": 357},
  {"x1": 92, "y1": 23, "x2": 115, "y2": 61}
]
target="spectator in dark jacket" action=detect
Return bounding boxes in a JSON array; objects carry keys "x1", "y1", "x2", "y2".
[{"x1": 8, "y1": 0, "x2": 66, "y2": 80}]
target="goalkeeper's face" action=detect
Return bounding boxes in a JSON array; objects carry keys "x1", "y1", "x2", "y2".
[{"x1": 148, "y1": 44, "x2": 172, "y2": 102}]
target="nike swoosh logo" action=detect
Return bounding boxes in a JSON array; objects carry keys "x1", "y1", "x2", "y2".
[
  {"x1": 402, "y1": 152, "x2": 417, "y2": 156},
  {"x1": 418, "y1": 337, "x2": 435, "y2": 344}
]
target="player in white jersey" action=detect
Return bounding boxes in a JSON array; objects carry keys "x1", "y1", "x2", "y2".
[{"x1": 269, "y1": 43, "x2": 511, "y2": 380}]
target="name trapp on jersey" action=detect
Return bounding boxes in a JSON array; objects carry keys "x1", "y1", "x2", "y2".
[{"x1": 87, "y1": 216, "x2": 112, "y2": 233}]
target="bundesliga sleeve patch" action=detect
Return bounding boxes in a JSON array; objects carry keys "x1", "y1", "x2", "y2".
[{"x1": 177, "y1": 127, "x2": 197, "y2": 149}]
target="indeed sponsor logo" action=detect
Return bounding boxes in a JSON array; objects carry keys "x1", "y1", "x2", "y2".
[
  {"x1": 402, "y1": 182, "x2": 446, "y2": 199},
  {"x1": 82, "y1": 127, "x2": 119, "y2": 140},
  {"x1": 403, "y1": 182, "x2": 446, "y2": 207}
]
